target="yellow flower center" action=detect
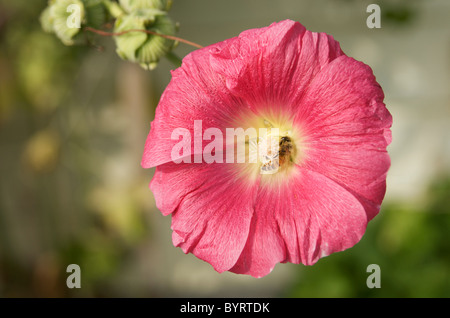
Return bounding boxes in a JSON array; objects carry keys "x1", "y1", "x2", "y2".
[{"x1": 227, "y1": 109, "x2": 305, "y2": 187}]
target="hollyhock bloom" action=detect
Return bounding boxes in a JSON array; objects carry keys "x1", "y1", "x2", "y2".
[{"x1": 141, "y1": 20, "x2": 392, "y2": 277}]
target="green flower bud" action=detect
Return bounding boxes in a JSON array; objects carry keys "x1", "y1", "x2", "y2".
[
  {"x1": 119, "y1": 0, "x2": 172, "y2": 12},
  {"x1": 50, "y1": 0, "x2": 86, "y2": 45},
  {"x1": 40, "y1": 0, "x2": 108, "y2": 45},
  {"x1": 83, "y1": 0, "x2": 108, "y2": 29},
  {"x1": 114, "y1": 10, "x2": 176, "y2": 70}
]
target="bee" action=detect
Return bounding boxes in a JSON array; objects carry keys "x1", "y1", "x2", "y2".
[
  {"x1": 258, "y1": 134, "x2": 295, "y2": 174},
  {"x1": 279, "y1": 136, "x2": 293, "y2": 166}
]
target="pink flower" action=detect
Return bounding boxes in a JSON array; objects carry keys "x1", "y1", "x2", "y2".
[{"x1": 141, "y1": 20, "x2": 392, "y2": 277}]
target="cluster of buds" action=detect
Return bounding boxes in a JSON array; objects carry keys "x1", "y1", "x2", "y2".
[
  {"x1": 40, "y1": 0, "x2": 178, "y2": 70},
  {"x1": 113, "y1": 0, "x2": 177, "y2": 70}
]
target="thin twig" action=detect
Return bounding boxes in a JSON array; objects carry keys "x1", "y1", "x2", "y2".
[{"x1": 84, "y1": 26, "x2": 204, "y2": 49}]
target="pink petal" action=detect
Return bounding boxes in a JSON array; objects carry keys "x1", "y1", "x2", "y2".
[
  {"x1": 231, "y1": 168, "x2": 367, "y2": 277},
  {"x1": 141, "y1": 43, "x2": 244, "y2": 169},
  {"x1": 296, "y1": 56, "x2": 392, "y2": 220},
  {"x1": 151, "y1": 161, "x2": 258, "y2": 273},
  {"x1": 150, "y1": 160, "x2": 207, "y2": 216},
  {"x1": 228, "y1": 184, "x2": 288, "y2": 278},
  {"x1": 210, "y1": 19, "x2": 344, "y2": 114}
]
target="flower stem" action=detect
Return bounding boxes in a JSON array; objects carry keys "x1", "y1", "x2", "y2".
[{"x1": 83, "y1": 26, "x2": 204, "y2": 49}]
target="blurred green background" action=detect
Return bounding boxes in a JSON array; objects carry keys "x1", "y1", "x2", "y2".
[{"x1": 0, "y1": 0, "x2": 449, "y2": 297}]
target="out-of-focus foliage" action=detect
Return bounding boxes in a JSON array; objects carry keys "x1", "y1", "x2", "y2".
[{"x1": 0, "y1": 0, "x2": 153, "y2": 297}]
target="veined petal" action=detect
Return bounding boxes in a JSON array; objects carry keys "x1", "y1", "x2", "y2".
[
  {"x1": 210, "y1": 19, "x2": 344, "y2": 115},
  {"x1": 157, "y1": 162, "x2": 258, "y2": 273},
  {"x1": 295, "y1": 56, "x2": 392, "y2": 220},
  {"x1": 141, "y1": 43, "x2": 244, "y2": 168},
  {"x1": 231, "y1": 167, "x2": 367, "y2": 276}
]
